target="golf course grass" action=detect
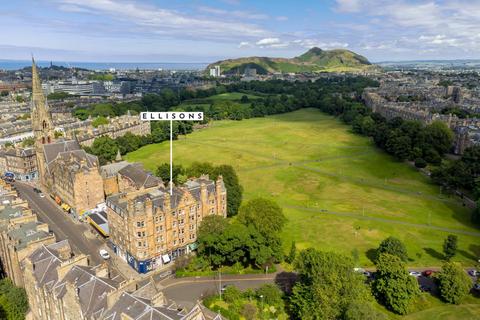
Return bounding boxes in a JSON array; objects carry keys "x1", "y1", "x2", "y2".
[{"x1": 126, "y1": 108, "x2": 480, "y2": 268}]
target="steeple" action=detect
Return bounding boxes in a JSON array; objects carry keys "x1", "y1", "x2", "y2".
[
  {"x1": 31, "y1": 57, "x2": 55, "y2": 187},
  {"x1": 31, "y1": 57, "x2": 46, "y2": 110}
]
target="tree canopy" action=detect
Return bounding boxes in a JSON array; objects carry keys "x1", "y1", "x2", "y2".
[
  {"x1": 437, "y1": 262, "x2": 472, "y2": 304},
  {"x1": 376, "y1": 236, "x2": 408, "y2": 262},
  {"x1": 372, "y1": 253, "x2": 420, "y2": 315},
  {"x1": 289, "y1": 248, "x2": 379, "y2": 320}
]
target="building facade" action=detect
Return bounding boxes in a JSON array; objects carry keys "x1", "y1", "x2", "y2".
[
  {"x1": 31, "y1": 59, "x2": 105, "y2": 216},
  {"x1": 106, "y1": 172, "x2": 226, "y2": 273},
  {"x1": 0, "y1": 148, "x2": 38, "y2": 181}
]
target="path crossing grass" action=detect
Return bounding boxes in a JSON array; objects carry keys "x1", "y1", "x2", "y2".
[{"x1": 126, "y1": 108, "x2": 480, "y2": 267}]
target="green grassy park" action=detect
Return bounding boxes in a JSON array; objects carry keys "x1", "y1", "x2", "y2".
[{"x1": 126, "y1": 108, "x2": 480, "y2": 268}]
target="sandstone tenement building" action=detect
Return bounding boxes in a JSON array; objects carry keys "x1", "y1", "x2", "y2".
[
  {"x1": 22, "y1": 240, "x2": 210, "y2": 320},
  {"x1": 106, "y1": 170, "x2": 226, "y2": 273}
]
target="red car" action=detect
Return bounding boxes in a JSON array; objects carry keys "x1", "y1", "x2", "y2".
[{"x1": 423, "y1": 270, "x2": 434, "y2": 277}]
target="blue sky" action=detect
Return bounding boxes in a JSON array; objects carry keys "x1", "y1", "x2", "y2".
[{"x1": 1, "y1": 0, "x2": 480, "y2": 62}]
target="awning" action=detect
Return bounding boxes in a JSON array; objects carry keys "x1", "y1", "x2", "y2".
[{"x1": 162, "y1": 254, "x2": 171, "y2": 264}]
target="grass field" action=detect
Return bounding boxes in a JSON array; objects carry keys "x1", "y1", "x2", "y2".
[{"x1": 126, "y1": 108, "x2": 480, "y2": 268}]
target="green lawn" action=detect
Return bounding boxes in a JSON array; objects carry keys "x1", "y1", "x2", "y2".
[{"x1": 126, "y1": 108, "x2": 480, "y2": 268}]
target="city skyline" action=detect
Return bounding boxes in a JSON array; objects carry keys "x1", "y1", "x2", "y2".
[{"x1": 2, "y1": 0, "x2": 480, "y2": 63}]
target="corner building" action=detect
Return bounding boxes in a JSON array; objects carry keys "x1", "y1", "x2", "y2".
[{"x1": 106, "y1": 175, "x2": 226, "y2": 273}]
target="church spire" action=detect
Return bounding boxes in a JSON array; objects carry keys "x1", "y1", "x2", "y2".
[{"x1": 31, "y1": 57, "x2": 46, "y2": 110}]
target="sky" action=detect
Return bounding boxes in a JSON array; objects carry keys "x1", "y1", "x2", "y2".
[{"x1": 1, "y1": 0, "x2": 480, "y2": 63}]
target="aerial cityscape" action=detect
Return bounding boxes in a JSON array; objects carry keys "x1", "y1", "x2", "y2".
[{"x1": 0, "y1": 1, "x2": 480, "y2": 319}]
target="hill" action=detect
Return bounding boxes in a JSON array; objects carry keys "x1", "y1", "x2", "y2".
[{"x1": 206, "y1": 47, "x2": 374, "y2": 74}]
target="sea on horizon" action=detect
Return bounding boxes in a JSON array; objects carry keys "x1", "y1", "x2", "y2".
[{"x1": 0, "y1": 59, "x2": 208, "y2": 71}]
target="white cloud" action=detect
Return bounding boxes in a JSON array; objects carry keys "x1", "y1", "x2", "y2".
[
  {"x1": 276, "y1": 16, "x2": 289, "y2": 21},
  {"x1": 56, "y1": 0, "x2": 267, "y2": 40},
  {"x1": 335, "y1": 0, "x2": 363, "y2": 13},
  {"x1": 256, "y1": 38, "x2": 281, "y2": 46},
  {"x1": 238, "y1": 41, "x2": 251, "y2": 48},
  {"x1": 198, "y1": 6, "x2": 268, "y2": 20}
]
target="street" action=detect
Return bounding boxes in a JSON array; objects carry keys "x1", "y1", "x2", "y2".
[{"x1": 14, "y1": 181, "x2": 105, "y2": 265}]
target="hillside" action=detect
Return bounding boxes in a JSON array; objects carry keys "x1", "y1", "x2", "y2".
[{"x1": 206, "y1": 47, "x2": 374, "y2": 74}]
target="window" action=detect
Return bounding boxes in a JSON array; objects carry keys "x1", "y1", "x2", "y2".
[
  {"x1": 136, "y1": 221, "x2": 145, "y2": 227},
  {"x1": 138, "y1": 241, "x2": 142, "y2": 247}
]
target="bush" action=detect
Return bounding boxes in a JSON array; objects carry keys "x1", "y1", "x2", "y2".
[{"x1": 414, "y1": 158, "x2": 427, "y2": 168}]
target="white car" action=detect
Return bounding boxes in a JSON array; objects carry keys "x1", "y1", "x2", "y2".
[
  {"x1": 468, "y1": 270, "x2": 479, "y2": 277},
  {"x1": 99, "y1": 249, "x2": 110, "y2": 260},
  {"x1": 39, "y1": 193, "x2": 45, "y2": 198},
  {"x1": 409, "y1": 271, "x2": 422, "y2": 277}
]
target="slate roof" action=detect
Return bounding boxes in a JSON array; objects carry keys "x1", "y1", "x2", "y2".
[
  {"x1": 43, "y1": 140, "x2": 82, "y2": 165},
  {"x1": 53, "y1": 265, "x2": 121, "y2": 319},
  {"x1": 118, "y1": 164, "x2": 162, "y2": 189},
  {"x1": 29, "y1": 240, "x2": 71, "y2": 290},
  {"x1": 100, "y1": 161, "x2": 130, "y2": 178},
  {"x1": 7, "y1": 221, "x2": 51, "y2": 250},
  {"x1": 103, "y1": 292, "x2": 202, "y2": 320}
]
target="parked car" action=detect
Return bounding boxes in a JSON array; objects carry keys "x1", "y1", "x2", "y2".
[
  {"x1": 33, "y1": 188, "x2": 41, "y2": 193},
  {"x1": 39, "y1": 192, "x2": 45, "y2": 198},
  {"x1": 423, "y1": 270, "x2": 434, "y2": 277},
  {"x1": 473, "y1": 284, "x2": 480, "y2": 291},
  {"x1": 99, "y1": 249, "x2": 110, "y2": 260},
  {"x1": 409, "y1": 271, "x2": 422, "y2": 277},
  {"x1": 468, "y1": 269, "x2": 479, "y2": 277}
]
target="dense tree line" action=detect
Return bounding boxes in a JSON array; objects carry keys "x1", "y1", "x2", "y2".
[
  {"x1": 197, "y1": 198, "x2": 285, "y2": 269},
  {"x1": 289, "y1": 248, "x2": 384, "y2": 320},
  {"x1": 84, "y1": 121, "x2": 193, "y2": 165}
]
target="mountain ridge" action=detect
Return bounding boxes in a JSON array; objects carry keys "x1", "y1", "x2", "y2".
[{"x1": 206, "y1": 47, "x2": 374, "y2": 74}]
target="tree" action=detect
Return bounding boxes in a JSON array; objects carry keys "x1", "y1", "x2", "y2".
[
  {"x1": 92, "y1": 116, "x2": 109, "y2": 128},
  {"x1": 344, "y1": 301, "x2": 388, "y2": 320},
  {"x1": 155, "y1": 163, "x2": 185, "y2": 185},
  {"x1": 255, "y1": 284, "x2": 283, "y2": 308},
  {"x1": 21, "y1": 137, "x2": 35, "y2": 147},
  {"x1": 376, "y1": 236, "x2": 408, "y2": 262},
  {"x1": 414, "y1": 158, "x2": 427, "y2": 169},
  {"x1": 223, "y1": 285, "x2": 242, "y2": 303},
  {"x1": 240, "y1": 303, "x2": 257, "y2": 320},
  {"x1": 424, "y1": 121, "x2": 454, "y2": 155},
  {"x1": 240, "y1": 95, "x2": 250, "y2": 103},
  {"x1": 437, "y1": 262, "x2": 472, "y2": 304},
  {"x1": 372, "y1": 253, "x2": 420, "y2": 315},
  {"x1": 89, "y1": 136, "x2": 118, "y2": 165},
  {"x1": 74, "y1": 108, "x2": 90, "y2": 120},
  {"x1": 289, "y1": 249, "x2": 373, "y2": 320},
  {"x1": 0, "y1": 278, "x2": 29, "y2": 320},
  {"x1": 238, "y1": 198, "x2": 286, "y2": 237},
  {"x1": 213, "y1": 165, "x2": 243, "y2": 217},
  {"x1": 472, "y1": 202, "x2": 480, "y2": 225},
  {"x1": 443, "y1": 235, "x2": 458, "y2": 260},
  {"x1": 286, "y1": 241, "x2": 297, "y2": 264},
  {"x1": 54, "y1": 130, "x2": 63, "y2": 138}
]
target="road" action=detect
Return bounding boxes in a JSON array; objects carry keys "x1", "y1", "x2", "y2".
[
  {"x1": 14, "y1": 181, "x2": 105, "y2": 265},
  {"x1": 160, "y1": 272, "x2": 296, "y2": 307}
]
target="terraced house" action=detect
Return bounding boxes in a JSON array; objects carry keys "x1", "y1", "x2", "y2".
[{"x1": 106, "y1": 169, "x2": 227, "y2": 273}]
